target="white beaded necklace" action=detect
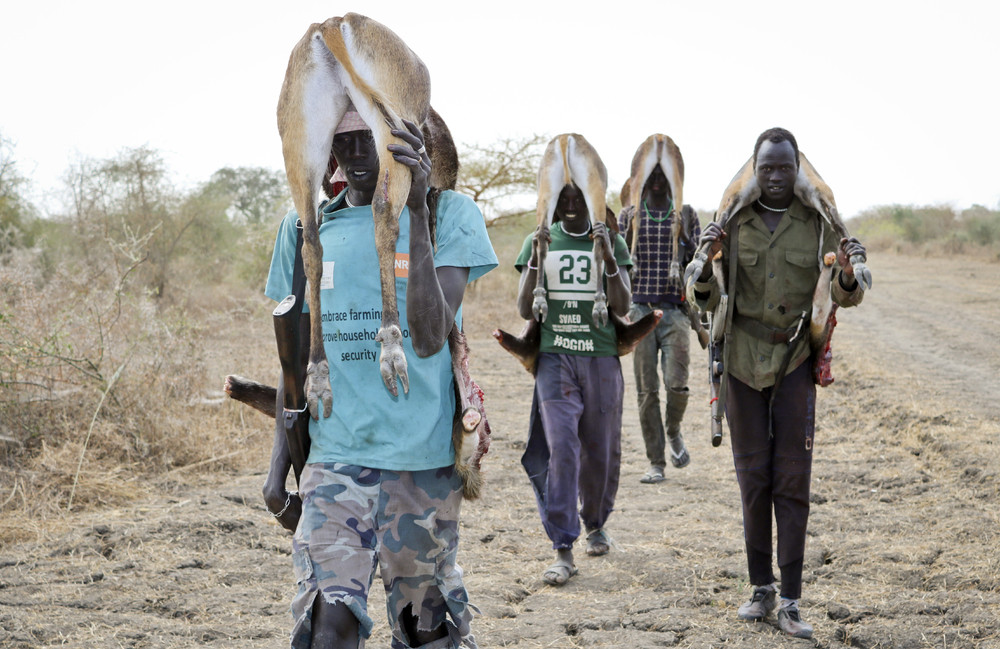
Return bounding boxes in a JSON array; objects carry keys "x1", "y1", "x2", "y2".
[{"x1": 756, "y1": 199, "x2": 789, "y2": 213}]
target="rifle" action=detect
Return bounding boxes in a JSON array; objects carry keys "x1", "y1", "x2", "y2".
[
  {"x1": 688, "y1": 212, "x2": 737, "y2": 450},
  {"x1": 707, "y1": 313, "x2": 724, "y2": 447},
  {"x1": 273, "y1": 219, "x2": 310, "y2": 486}
]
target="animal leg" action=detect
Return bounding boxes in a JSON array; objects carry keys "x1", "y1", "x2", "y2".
[
  {"x1": 449, "y1": 327, "x2": 490, "y2": 499},
  {"x1": 492, "y1": 319, "x2": 541, "y2": 375},
  {"x1": 371, "y1": 133, "x2": 410, "y2": 396},
  {"x1": 224, "y1": 375, "x2": 277, "y2": 418},
  {"x1": 613, "y1": 309, "x2": 662, "y2": 356},
  {"x1": 532, "y1": 141, "x2": 565, "y2": 323},
  {"x1": 584, "y1": 192, "x2": 609, "y2": 328},
  {"x1": 532, "y1": 241, "x2": 549, "y2": 322},
  {"x1": 277, "y1": 29, "x2": 350, "y2": 419},
  {"x1": 531, "y1": 212, "x2": 551, "y2": 323},
  {"x1": 302, "y1": 232, "x2": 334, "y2": 418},
  {"x1": 591, "y1": 247, "x2": 608, "y2": 327},
  {"x1": 450, "y1": 328, "x2": 481, "y2": 434}
]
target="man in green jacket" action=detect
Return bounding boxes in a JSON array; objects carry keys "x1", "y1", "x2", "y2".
[{"x1": 693, "y1": 127, "x2": 866, "y2": 639}]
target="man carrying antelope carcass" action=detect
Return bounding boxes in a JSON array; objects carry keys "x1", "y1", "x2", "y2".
[
  {"x1": 264, "y1": 13, "x2": 497, "y2": 649},
  {"x1": 618, "y1": 134, "x2": 702, "y2": 483},
  {"x1": 513, "y1": 134, "x2": 633, "y2": 586},
  {"x1": 684, "y1": 127, "x2": 870, "y2": 639}
]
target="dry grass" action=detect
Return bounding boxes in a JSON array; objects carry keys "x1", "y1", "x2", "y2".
[{"x1": 0, "y1": 244, "x2": 278, "y2": 542}]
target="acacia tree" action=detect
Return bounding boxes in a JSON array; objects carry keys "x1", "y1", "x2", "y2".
[
  {"x1": 204, "y1": 166, "x2": 289, "y2": 225},
  {"x1": 62, "y1": 146, "x2": 249, "y2": 302},
  {"x1": 456, "y1": 134, "x2": 547, "y2": 224}
]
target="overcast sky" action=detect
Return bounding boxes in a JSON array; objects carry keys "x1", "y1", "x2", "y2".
[{"x1": 2, "y1": 0, "x2": 997, "y2": 219}]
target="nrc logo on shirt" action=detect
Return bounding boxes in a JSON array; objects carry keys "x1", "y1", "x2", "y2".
[{"x1": 394, "y1": 253, "x2": 409, "y2": 278}]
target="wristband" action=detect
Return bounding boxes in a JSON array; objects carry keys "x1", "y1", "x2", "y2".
[
  {"x1": 605, "y1": 266, "x2": 619, "y2": 278},
  {"x1": 268, "y1": 490, "x2": 297, "y2": 518}
]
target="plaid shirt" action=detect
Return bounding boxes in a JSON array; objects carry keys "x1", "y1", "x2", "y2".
[{"x1": 618, "y1": 204, "x2": 700, "y2": 304}]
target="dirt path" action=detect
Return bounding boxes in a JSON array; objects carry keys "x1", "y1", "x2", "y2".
[
  {"x1": 2, "y1": 253, "x2": 998, "y2": 648},
  {"x1": 838, "y1": 253, "x2": 1000, "y2": 420}
]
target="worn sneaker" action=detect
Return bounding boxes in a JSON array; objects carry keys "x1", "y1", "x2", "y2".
[
  {"x1": 737, "y1": 585, "x2": 777, "y2": 620},
  {"x1": 777, "y1": 605, "x2": 813, "y2": 638}
]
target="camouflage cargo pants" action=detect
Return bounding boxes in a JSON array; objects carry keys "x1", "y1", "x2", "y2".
[{"x1": 289, "y1": 463, "x2": 477, "y2": 649}]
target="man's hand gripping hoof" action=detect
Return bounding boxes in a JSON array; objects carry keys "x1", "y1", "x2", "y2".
[
  {"x1": 306, "y1": 359, "x2": 333, "y2": 420},
  {"x1": 376, "y1": 325, "x2": 409, "y2": 397}
]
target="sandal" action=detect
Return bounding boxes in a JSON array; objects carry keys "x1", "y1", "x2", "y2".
[
  {"x1": 669, "y1": 436, "x2": 690, "y2": 468},
  {"x1": 640, "y1": 466, "x2": 665, "y2": 484},
  {"x1": 542, "y1": 560, "x2": 578, "y2": 586},
  {"x1": 586, "y1": 529, "x2": 610, "y2": 556}
]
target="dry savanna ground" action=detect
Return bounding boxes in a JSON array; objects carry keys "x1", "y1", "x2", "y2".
[{"x1": 1, "y1": 252, "x2": 999, "y2": 648}]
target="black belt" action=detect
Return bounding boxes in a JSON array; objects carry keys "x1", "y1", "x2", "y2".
[{"x1": 733, "y1": 314, "x2": 798, "y2": 344}]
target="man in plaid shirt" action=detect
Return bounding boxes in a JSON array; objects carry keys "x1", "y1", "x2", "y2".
[{"x1": 618, "y1": 162, "x2": 701, "y2": 484}]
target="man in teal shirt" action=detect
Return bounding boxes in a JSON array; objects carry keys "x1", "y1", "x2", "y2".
[{"x1": 263, "y1": 110, "x2": 497, "y2": 649}]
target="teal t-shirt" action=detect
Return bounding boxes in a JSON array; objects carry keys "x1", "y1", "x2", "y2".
[
  {"x1": 265, "y1": 190, "x2": 498, "y2": 470},
  {"x1": 515, "y1": 223, "x2": 632, "y2": 356}
]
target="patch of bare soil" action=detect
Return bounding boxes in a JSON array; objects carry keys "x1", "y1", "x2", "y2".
[{"x1": 2, "y1": 252, "x2": 998, "y2": 648}]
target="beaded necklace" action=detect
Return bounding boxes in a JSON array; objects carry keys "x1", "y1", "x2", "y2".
[
  {"x1": 755, "y1": 199, "x2": 788, "y2": 213},
  {"x1": 642, "y1": 199, "x2": 674, "y2": 222}
]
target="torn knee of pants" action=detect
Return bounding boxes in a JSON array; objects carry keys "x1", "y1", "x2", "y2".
[{"x1": 289, "y1": 546, "x2": 374, "y2": 646}]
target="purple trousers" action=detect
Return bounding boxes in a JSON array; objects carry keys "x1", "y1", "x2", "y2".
[
  {"x1": 726, "y1": 361, "x2": 815, "y2": 599},
  {"x1": 521, "y1": 353, "x2": 623, "y2": 549}
]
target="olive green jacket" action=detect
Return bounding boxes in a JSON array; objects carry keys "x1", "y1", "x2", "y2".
[{"x1": 694, "y1": 198, "x2": 864, "y2": 390}]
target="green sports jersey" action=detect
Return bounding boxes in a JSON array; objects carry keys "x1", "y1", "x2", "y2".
[{"x1": 515, "y1": 223, "x2": 632, "y2": 356}]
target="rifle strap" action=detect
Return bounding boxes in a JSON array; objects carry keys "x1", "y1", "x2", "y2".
[
  {"x1": 767, "y1": 311, "x2": 808, "y2": 437},
  {"x1": 716, "y1": 215, "x2": 740, "y2": 418}
]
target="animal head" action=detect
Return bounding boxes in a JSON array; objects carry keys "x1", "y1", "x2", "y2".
[
  {"x1": 626, "y1": 134, "x2": 684, "y2": 214},
  {"x1": 535, "y1": 133, "x2": 609, "y2": 230}
]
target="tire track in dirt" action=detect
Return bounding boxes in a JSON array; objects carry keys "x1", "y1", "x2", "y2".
[{"x1": 837, "y1": 253, "x2": 1000, "y2": 420}]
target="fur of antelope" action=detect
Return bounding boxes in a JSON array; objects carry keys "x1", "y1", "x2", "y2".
[
  {"x1": 621, "y1": 134, "x2": 686, "y2": 281},
  {"x1": 532, "y1": 133, "x2": 610, "y2": 326},
  {"x1": 492, "y1": 308, "x2": 663, "y2": 376},
  {"x1": 269, "y1": 13, "x2": 488, "y2": 495},
  {"x1": 684, "y1": 151, "x2": 872, "y2": 312},
  {"x1": 278, "y1": 12, "x2": 442, "y2": 418}
]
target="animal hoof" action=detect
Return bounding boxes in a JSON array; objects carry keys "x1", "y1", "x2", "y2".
[
  {"x1": 683, "y1": 257, "x2": 703, "y2": 290},
  {"x1": 531, "y1": 287, "x2": 548, "y2": 322},
  {"x1": 854, "y1": 262, "x2": 873, "y2": 291},
  {"x1": 306, "y1": 360, "x2": 333, "y2": 419},
  {"x1": 532, "y1": 302, "x2": 548, "y2": 322},
  {"x1": 376, "y1": 326, "x2": 409, "y2": 396},
  {"x1": 592, "y1": 301, "x2": 609, "y2": 328}
]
